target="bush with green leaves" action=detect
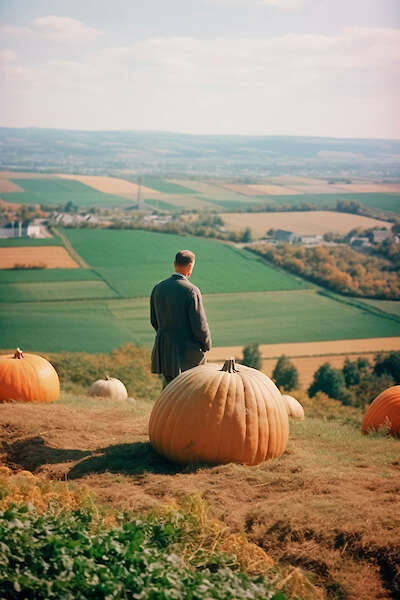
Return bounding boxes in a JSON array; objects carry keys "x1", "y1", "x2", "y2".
[
  {"x1": 374, "y1": 351, "x2": 400, "y2": 384},
  {"x1": 272, "y1": 355, "x2": 299, "y2": 392},
  {"x1": 241, "y1": 343, "x2": 262, "y2": 370},
  {"x1": 0, "y1": 504, "x2": 286, "y2": 600},
  {"x1": 308, "y1": 363, "x2": 351, "y2": 404}
]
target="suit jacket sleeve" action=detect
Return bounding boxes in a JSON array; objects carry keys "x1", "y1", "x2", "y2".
[
  {"x1": 150, "y1": 287, "x2": 158, "y2": 331},
  {"x1": 188, "y1": 288, "x2": 211, "y2": 352}
]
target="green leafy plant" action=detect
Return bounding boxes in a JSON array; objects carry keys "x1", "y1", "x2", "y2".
[{"x1": 0, "y1": 503, "x2": 286, "y2": 600}]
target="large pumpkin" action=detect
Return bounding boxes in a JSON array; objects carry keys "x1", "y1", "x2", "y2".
[
  {"x1": 149, "y1": 358, "x2": 289, "y2": 465},
  {"x1": 281, "y1": 394, "x2": 304, "y2": 421},
  {"x1": 89, "y1": 376, "x2": 128, "y2": 400},
  {"x1": 0, "y1": 348, "x2": 60, "y2": 403},
  {"x1": 361, "y1": 385, "x2": 400, "y2": 437}
]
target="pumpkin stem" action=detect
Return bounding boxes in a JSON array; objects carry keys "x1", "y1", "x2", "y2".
[
  {"x1": 105, "y1": 375, "x2": 111, "y2": 380},
  {"x1": 13, "y1": 348, "x2": 24, "y2": 359},
  {"x1": 220, "y1": 357, "x2": 239, "y2": 373}
]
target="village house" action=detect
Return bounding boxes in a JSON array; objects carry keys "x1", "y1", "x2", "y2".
[
  {"x1": 274, "y1": 229, "x2": 300, "y2": 243},
  {"x1": 0, "y1": 219, "x2": 43, "y2": 239},
  {"x1": 372, "y1": 229, "x2": 393, "y2": 244}
]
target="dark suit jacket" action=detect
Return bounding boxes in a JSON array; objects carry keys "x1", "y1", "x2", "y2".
[{"x1": 150, "y1": 273, "x2": 211, "y2": 378}]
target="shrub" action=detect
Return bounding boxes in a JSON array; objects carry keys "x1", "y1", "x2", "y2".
[
  {"x1": 241, "y1": 343, "x2": 262, "y2": 370},
  {"x1": 49, "y1": 343, "x2": 161, "y2": 402},
  {"x1": 308, "y1": 363, "x2": 350, "y2": 404},
  {"x1": 272, "y1": 355, "x2": 299, "y2": 392},
  {"x1": 374, "y1": 351, "x2": 400, "y2": 384},
  {"x1": 0, "y1": 503, "x2": 285, "y2": 600}
]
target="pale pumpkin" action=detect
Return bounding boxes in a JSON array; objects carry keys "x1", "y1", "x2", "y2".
[
  {"x1": 149, "y1": 358, "x2": 289, "y2": 465},
  {"x1": 89, "y1": 376, "x2": 128, "y2": 400},
  {"x1": 361, "y1": 385, "x2": 400, "y2": 437},
  {"x1": 281, "y1": 394, "x2": 304, "y2": 421},
  {"x1": 0, "y1": 348, "x2": 60, "y2": 403}
]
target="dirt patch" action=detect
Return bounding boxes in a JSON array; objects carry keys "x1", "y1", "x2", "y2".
[
  {"x1": 1, "y1": 395, "x2": 399, "y2": 599},
  {"x1": 221, "y1": 211, "x2": 392, "y2": 237},
  {"x1": 0, "y1": 246, "x2": 79, "y2": 269}
]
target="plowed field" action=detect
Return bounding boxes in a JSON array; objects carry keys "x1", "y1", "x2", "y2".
[
  {"x1": 0, "y1": 177, "x2": 24, "y2": 193},
  {"x1": 220, "y1": 183, "x2": 302, "y2": 196},
  {"x1": 221, "y1": 210, "x2": 391, "y2": 236},
  {"x1": 0, "y1": 246, "x2": 79, "y2": 269},
  {"x1": 58, "y1": 174, "x2": 160, "y2": 197},
  {"x1": 208, "y1": 337, "x2": 400, "y2": 361}
]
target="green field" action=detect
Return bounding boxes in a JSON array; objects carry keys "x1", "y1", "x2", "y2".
[
  {"x1": 140, "y1": 176, "x2": 197, "y2": 194},
  {"x1": 2, "y1": 289, "x2": 400, "y2": 352},
  {"x1": 0, "y1": 268, "x2": 100, "y2": 283},
  {"x1": 0, "y1": 236, "x2": 62, "y2": 247},
  {"x1": 61, "y1": 228, "x2": 310, "y2": 297},
  {"x1": 0, "y1": 280, "x2": 117, "y2": 303},
  {"x1": 359, "y1": 298, "x2": 400, "y2": 318},
  {"x1": 2, "y1": 178, "x2": 130, "y2": 207}
]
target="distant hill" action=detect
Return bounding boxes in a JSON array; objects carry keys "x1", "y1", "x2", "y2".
[{"x1": 0, "y1": 127, "x2": 399, "y2": 178}]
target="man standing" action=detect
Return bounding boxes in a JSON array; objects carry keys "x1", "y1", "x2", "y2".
[{"x1": 150, "y1": 250, "x2": 211, "y2": 386}]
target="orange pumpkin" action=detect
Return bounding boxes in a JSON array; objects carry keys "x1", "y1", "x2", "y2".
[
  {"x1": 361, "y1": 385, "x2": 400, "y2": 437},
  {"x1": 0, "y1": 348, "x2": 60, "y2": 403},
  {"x1": 149, "y1": 358, "x2": 289, "y2": 465}
]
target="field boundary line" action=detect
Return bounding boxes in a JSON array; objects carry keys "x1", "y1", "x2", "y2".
[
  {"x1": 318, "y1": 290, "x2": 400, "y2": 325},
  {"x1": 55, "y1": 227, "x2": 90, "y2": 268}
]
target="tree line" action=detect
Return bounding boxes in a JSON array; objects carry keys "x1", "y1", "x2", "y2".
[{"x1": 250, "y1": 242, "x2": 400, "y2": 300}]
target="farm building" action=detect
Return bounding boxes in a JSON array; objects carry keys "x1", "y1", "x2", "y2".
[
  {"x1": 0, "y1": 219, "x2": 42, "y2": 239},
  {"x1": 274, "y1": 229, "x2": 300, "y2": 243},
  {"x1": 372, "y1": 229, "x2": 393, "y2": 243},
  {"x1": 299, "y1": 235, "x2": 323, "y2": 245}
]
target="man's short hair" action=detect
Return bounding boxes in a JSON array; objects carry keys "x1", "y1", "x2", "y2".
[{"x1": 175, "y1": 250, "x2": 195, "y2": 266}]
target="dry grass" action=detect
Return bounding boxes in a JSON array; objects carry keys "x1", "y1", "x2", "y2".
[
  {"x1": 0, "y1": 246, "x2": 79, "y2": 269},
  {"x1": 220, "y1": 183, "x2": 302, "y2": 196},
  {"x1": 221, "y1": 210, "x2": 392, "y2": 237},
  {"x1": 57, "y1": 174, "x2": 160, "y2": 198},
  {"x1": 0, "y1": 391, "x2": 399, "y2": 599},
  {"x1": 0, "y1": 176, "x2": 24, "y2": 193},
  {"x1": 209, "y1": 337, "x2": 400, "y2": 362},
  {"x1": 262, "y1": 353, "x2": 377, "y2": 389}
]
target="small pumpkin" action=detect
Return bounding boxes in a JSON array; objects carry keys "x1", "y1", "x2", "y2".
[
  {"x1": 361, "y1": 385, "x2": 400, "y2": 437},
  {"x1": 149, "y1": 358, "x2": 289, "y2": 466},
  {"x1": 281, "y1": 395, "x2": 304, "y2": 421},
  {"x1": 0, "y1": 348, "x2": 60, "y2": 403},
  {"x1": 89, "y1": 376, "x2": 128, "y2": 400}
]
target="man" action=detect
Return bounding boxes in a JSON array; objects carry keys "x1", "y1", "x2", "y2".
[{"x1": 150, "y1": 249, "x2": 211, "y2": 386}]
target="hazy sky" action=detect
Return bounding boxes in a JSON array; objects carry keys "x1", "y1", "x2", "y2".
[{"x1": 1, "y1": 0, "x2": 399, "y2": 138}]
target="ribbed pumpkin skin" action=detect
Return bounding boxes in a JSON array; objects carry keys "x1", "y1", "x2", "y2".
[
  {"x1": 0, "y1": 351, "x2": 60, "y2": 403},
  {"x1": 281, "y1": 395, "x2": 304, "y2": 421},
  {"x1": 89, "y1": 377, "x2": 128, "y2": 400},
  {"x1": 149, "y1": 361, "x2": 289, "y2": 466},
  {"x1": 361, "y1": 385, "x2": 400, "y2": 437}
]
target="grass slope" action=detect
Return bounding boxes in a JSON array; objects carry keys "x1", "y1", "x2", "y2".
[
  {"x1": 2, "y1": 289, "x2": 400, "y2": 352},
  {"x1": 61, "y1": 228, "x2": 310, "y2": 297},
  {"x1": 0, "y1": 268, "x2": 100, "y2": 283},
  {"x1": 2, "y1": 178, "x2": 130, "y2": 207},
  {"x1": 1, "y1": 391, "x2": 398, "y2": 600},
  {"x1": 0, "y1": 280, "x2": 118, "y2": 302}
]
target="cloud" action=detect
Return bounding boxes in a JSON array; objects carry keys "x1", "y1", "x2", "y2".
[
  {"x1": 0, "y1": 49, "x2": 17, "y2": 64},
  {"x1": 0, "y1": 15, "x2": 102, "y2": 42},
  {"x1": 1, "y1": 26, "x2": 399, "y2": 136}
]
